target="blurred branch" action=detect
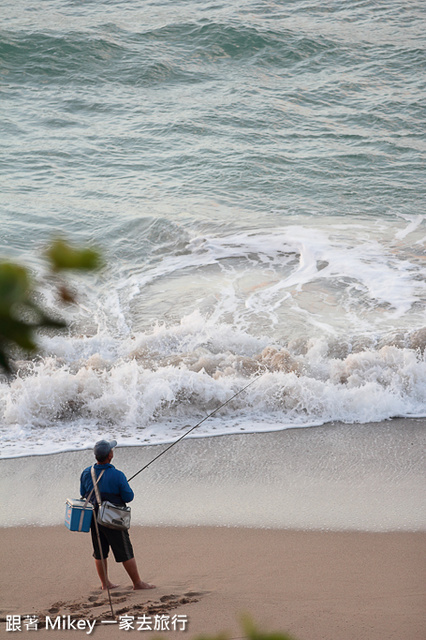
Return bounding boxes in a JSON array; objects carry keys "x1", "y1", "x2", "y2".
[
  {"x1": 0, "y1": 238, "x2": 102, "y2": 374},
  {"x1": 45, "y1": 238, "x2": 103, "y2": 272}
]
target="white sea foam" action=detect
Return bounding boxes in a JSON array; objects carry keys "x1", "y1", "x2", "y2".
[
  {"x1": 99, "y1": 221, "x2": 426, "y2": 339},
  {"x1": 1, "y1": 219, "x2": 425, "y2": 458},
  {"x1": 1, "y1": 310, "x2": 425, "y2": 458}
]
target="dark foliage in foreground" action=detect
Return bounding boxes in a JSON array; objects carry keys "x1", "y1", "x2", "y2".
[{"x1": 0, "y1": 238, "x2": 102, "y2": 373}]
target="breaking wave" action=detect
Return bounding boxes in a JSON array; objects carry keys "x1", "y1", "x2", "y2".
[{"x1": 1, "y1": 311, "x2": 425, "y2": 458}]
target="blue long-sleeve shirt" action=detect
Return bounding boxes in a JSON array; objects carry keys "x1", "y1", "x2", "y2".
[{"x1": 80, "y1": 463, "x2": 134, "y2": 507}]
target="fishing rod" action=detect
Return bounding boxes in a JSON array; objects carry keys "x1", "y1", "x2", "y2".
[{"x1": 127, "y1": 370, "x2": 265, "y2": 483}]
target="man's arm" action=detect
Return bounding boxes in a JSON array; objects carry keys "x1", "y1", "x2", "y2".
[
  {"x1": 118, "y1": 471, "x2": 134, "y2": 503},
  {"x1": 80, "y1": 468, "x2": 90, "y2": 498}
]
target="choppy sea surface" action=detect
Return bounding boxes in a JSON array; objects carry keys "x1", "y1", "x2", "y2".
[{"x1": 1, "y1": 0, "x2": 425, "y2": 459}]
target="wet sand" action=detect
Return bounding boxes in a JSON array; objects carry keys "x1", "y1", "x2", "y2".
[
  {"x1": 0, "y1": 418, "x2": 425, "y2": 639},
  {"x1": 1, "y1": 418, "x2": 425, "y2": 530}
]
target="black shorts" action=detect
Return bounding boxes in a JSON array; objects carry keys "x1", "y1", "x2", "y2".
[{"x1": 91, "y1": 518, "x2": 134, "y2": 563}]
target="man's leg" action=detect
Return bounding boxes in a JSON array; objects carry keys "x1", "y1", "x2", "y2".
[
  {"x1": 122, "y1": 558, "x2": 155, "y2": 590},
  {"x1": 94, "y1": 558, "x2": 119, "y2": 590},
  {"x1": 91, "y1": 523, "x2": 119, "y2": 590}
]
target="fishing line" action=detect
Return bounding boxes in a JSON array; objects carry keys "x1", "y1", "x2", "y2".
[{"x1": 127, "y1": 370, "x2": 266, "y2": 483}]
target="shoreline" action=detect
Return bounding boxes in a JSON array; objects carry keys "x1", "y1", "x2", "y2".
[
  {"x1": 1, "y1": 418, "x2": 425, "y2": 531},
  {"x1": 0, "y1": 525, "x2": 425, "y2": 640},
  {"x1": 2, "y1": 414, "x2": 426, "y2": 462}
]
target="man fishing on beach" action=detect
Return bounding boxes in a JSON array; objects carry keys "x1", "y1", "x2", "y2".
[{"x1": 80, "y1": 439, "x2": 155, "y2": 591}]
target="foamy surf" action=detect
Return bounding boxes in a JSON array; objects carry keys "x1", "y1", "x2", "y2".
[
  {"x1": 1, "y1": 217, "x2": 426, "y2": 458},
  {"x1": 1, "y1": 308, "x2": 425, "y2": 458},
  {"x1": 97, "y1": 220, "x2": 426, "y2": 341}
]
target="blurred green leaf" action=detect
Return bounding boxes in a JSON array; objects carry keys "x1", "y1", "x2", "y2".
[
  {"x1": 193, "y1": 634, "x2": 228, "y2": 640},
  {"x1": 241, "y1": 616, "x2": 296, "y2": 640},
  {"x1": 0, "y1": 347, "x2": 11, "y2": 373},
  {"x1": 0, "y1": 238, "x2": 103, "y2": 373},
  {"x1": 192, "y1": 618, "x2": 296, "y2": 640},
  {"x1": 38, "y1": 315, "x2": 67, "y2": 329},
  {"x1": 0, "y1": 263, "x2": 31, "y2": 312},
  {"x1": 46, "y1": 238, "x2": 102, "y2": 272},
  {"x1": 25, "y1": 300, "x2": 67, "y2": 329},
  {"x1": 0, "y1": 317, "x2": 37, "y2": 351}
]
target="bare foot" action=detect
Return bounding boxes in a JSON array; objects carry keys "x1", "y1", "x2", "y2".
[
  {"x1": 101, "y1": 582, "x2": 119, "y2": 590},
  {"x1": 133, "y1": 581, "x2": 156, "y2": 590}
]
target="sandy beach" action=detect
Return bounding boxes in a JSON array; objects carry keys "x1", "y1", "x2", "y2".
[
  {"x1": 1, "y1": 419, "x2": 425, "y2": 639},
  {"x1": 0, "y1": 525, "x2": 425, "y2": 640}
]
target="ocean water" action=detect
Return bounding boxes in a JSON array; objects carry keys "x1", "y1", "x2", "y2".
[{"x1": 1, "y1": 0, "x2": 425, "y2": 459}]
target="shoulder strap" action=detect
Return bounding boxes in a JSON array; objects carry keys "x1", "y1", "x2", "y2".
[{"x1": 91, "y1": 465, "x2": 106, "y2": 507}]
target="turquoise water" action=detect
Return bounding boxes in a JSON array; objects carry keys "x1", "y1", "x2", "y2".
[{"x1": 0, "y1": 0, "x2": 425, "y2": 457}]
